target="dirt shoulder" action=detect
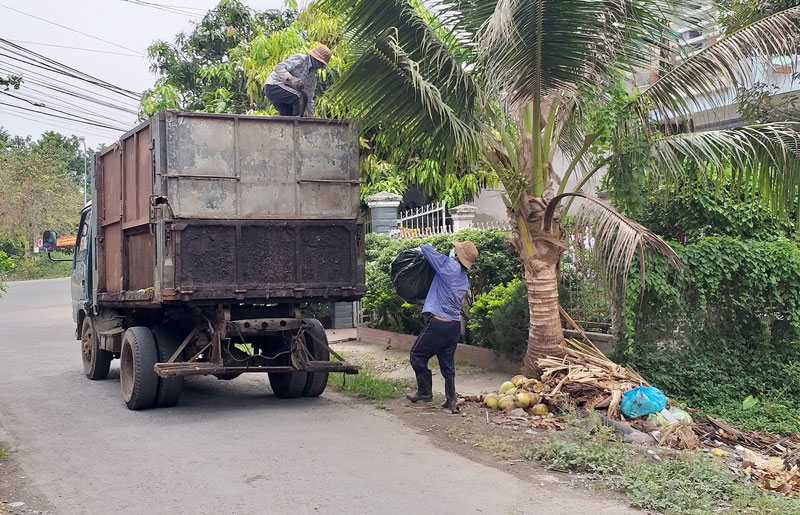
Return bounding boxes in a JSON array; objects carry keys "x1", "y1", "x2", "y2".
[
  {"x1": 0, "y1": 444, "x2": 54, "y2": 515},
  {"x1": 331, "y1": 340, "x2": 640, "y2": 510}
]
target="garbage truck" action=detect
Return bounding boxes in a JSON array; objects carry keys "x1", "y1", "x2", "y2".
[{"x1": 43, "y1": 110, "x2": 364, "y2": 410}]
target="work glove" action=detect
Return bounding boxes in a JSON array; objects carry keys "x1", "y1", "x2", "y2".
[{"x1": 287, "y1": 77, "x2": 305, "y2": 91}]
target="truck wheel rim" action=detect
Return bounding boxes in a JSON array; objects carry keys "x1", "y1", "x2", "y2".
[{"x1": 82, "y1": 323, "x2": 93, "y2": 367}]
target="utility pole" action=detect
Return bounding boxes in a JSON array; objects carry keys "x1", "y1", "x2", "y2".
[{"x1": 78, "y1": 136, "x2": 87, "y2": 204}]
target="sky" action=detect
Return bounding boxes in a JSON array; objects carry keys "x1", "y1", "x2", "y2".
[{"x1": 0, "y1": 0, "x2": 286, "y2": 148}]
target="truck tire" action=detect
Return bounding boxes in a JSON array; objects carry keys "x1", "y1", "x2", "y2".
[
  {"x1": 302, "y1": 319, "x2": 329, "y2": 397},
  {"x1": 120, "y1": 327, "x2": 159, "y2": 410},
  {"x1": 268, "y1": 336, "x2": 306, "y2": 398},
  {"x1": 81, "y1": 316, "x2": 112, "y2": 380},
  {"x1": 151, "y1": 326, "x2": 184, "y2": 408}
]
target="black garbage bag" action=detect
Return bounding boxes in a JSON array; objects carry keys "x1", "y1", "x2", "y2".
[{"x1": 391, "y1": 247, "x2": 435, "y2": 305}]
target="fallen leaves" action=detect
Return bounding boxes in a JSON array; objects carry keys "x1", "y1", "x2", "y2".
[{"x1": 743, "y1": 449, "x2": 800, "y2": 496}]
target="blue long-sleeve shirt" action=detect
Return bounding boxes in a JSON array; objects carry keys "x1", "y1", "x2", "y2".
[{"x1": 420, "y1": 244, "x2": 469, "y2": 321}]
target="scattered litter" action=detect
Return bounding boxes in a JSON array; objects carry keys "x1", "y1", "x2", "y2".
[
  {"x1": 711, "y1": 448, "x2": 729, "y2": 457},
  {"x1": 658, "y1": 423, "x2": 700, "y2": 450},
  {"x1": 742, "y1": 449, "x2": 800, "y2": 496},
  {"x1": 621, "y1": 386, "x2": 667, "y2": 419},
  {"x1": 8, "y1": 502, "x2": 25, "y2": 508}
]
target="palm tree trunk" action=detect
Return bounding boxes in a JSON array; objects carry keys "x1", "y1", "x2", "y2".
[
  {"x1": 509, "y1": 195, "x2": 567, "y2": 376},
  {"x1": 521, "y1": 248, "x2": 564, "y2": 374}
]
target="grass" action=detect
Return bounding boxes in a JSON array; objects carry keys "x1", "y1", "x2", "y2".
[
  {"x1": 328, "y1": 350, "x2": 411, "y2": 401},
  {"x1": 523, "y1": 412, "x2": 800, "y2": 514},
  {"x1": 0, "y1": 448, "x2": 5, "y2": 459},
  {"x1": 524, "y1": 416, "x2": 631, "y2": 476},
  {"x1": 468, "y1": 433, "x2": 525, "y2": 459},
  {"x1": 7, "y1": 252, "x2": 72, "y2": 281},
  {"x1": 328, "y1": 367, "x2": 411, "y2": 401},
  {"x1": 623, "y1": 454, "x2": 800, "y2": 515}
]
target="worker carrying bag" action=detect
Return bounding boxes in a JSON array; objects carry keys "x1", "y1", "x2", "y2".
[{"x1": 391, "y1": 247, "x2": 435, "y2": 305}]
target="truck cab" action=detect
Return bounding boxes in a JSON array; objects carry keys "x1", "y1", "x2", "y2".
[{"x1": 71, "y1": 203, "x2": 93, "y2": 330}]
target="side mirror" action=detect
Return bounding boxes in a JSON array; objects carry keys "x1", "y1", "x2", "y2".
[{"x1": 42, "y1": 231, "x2": 57, "y2": 252}]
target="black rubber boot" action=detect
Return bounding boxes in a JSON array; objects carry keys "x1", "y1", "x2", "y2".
[
  {"x1": 406, "y1": 371, "x2": 433, "y2": 403},
  {"x1": 442, "y1": 376, "x2": 458, "y2": 412}
]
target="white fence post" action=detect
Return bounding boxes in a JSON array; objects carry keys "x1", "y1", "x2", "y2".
[
  {"x1": 366, "y1": 191, "x2": 403, "y2": 235},
  {"x1": 449, "y1": 204, "x2": 478, "y2": 232}
]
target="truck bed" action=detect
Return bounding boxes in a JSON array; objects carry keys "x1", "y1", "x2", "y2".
[{"x1": 94, "y1": 111, "x2": 365, "y2": 306}]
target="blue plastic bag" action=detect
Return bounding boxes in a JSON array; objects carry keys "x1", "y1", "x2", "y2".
[{"x1": 621, "y1": 386, "x2": 667, "y2": 419}]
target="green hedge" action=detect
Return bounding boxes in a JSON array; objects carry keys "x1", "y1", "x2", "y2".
[
  {"x1": 623, "y1": 236, "x2": 800, "y2": 434},
  {"x1": 467, "y1": 278, "x2": 529, "y2": 360}
]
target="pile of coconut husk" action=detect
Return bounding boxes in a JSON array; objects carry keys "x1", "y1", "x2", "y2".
[{"x1": 536, "y1": 338, "x2": 648, "y2": 419}]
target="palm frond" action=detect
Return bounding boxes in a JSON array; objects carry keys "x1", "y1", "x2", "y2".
[
  {"x1": 431, "y1": 0, "x2": 499, "y2": 41},
  {"x1": 331, "y1": 31, "x2": 482, "y2": 169},
  {"x1": 545, "y1": 192, "x2": 684, "y2": 294},
  {"x1": 638, "y1": 6, "x2": 800, "y2": 122},
  {"x1": 648, "y1": 123, "x2": 800, "y2": 216},
  {"x1": 321, "y1": 0, "x2": 479, "y2": 116},
  {"x1": 477, "y1": 0, "x2": 682, "y2": 104}
]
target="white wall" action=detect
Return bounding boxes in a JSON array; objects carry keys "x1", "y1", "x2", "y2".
[{"x1": 470, "y1": 148, "x2": 599, "y2": 221}]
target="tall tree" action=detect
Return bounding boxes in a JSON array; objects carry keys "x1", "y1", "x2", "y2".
[
  {"x1": 0, "y1": 144, "x2": 82, "y2": 255},
  {"x1": 324, "y1": 0, "x2": 800, "y2": 373},
  {"x1": 141, "y1": 0, "x2": 298, "y2": 115}
]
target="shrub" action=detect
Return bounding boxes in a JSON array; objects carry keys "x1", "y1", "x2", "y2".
[
  {"x1": 7, "y1": 251, "x2": 72, "y2": 281},
  {"x1": 468, "y1": 278, "x2": 529, "y2": 360},
  {"x1": 0, "y1": 250, "x2": 12, "y2": 295},
  {"x1": 621, "y1": 236, "x2": 800, "y2": 434}
]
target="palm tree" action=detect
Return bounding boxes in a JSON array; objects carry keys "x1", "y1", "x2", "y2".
[{"x1": 324, "y1": 0, "x2": 800, "y2": 374}]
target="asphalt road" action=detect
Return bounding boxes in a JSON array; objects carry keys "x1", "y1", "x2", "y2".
[{"x1": 0, "y1": 278, "x2": 638, "y2": 515}]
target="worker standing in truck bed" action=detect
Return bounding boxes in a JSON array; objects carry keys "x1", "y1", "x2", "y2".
[{"x1": 264, "y1": 44, "x2": 330, "y2": 117}]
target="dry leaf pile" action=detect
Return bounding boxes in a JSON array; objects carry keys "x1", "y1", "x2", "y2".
[
  {"x1": 536, "y1": 338, "x2": 649, "y2": 419},
  {"x1": 743, "y1": 449, "x2": 800, "y2": 496}
]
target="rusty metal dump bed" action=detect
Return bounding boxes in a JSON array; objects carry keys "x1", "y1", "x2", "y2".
[{"x1": 95, "y1": 111, "x2": 365, "y2": 305}]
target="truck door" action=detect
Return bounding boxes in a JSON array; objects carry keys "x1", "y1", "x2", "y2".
[{"x1": 71, "y1": 207, "x2": 91, "y2": 320}]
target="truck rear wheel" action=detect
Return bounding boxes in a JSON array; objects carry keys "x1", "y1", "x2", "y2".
[
  {"x1": 302, "y1": 319, "x2": 329, "y2": 397},
  {"x1": 120, "y1": 327, "x2": 159, "y2": 410},
  {"x1": 151, "y1": 326, "x2": 184, "y2": 408},
  {"x1": 81, "y1": 316, "x2": 111, "y2": 380},
  {"x1": 267, "y1": 335, "x2": 306, "y2": 398}
]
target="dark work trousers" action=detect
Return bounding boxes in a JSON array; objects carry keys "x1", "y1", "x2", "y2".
[
  {"x1": 410, "y1": 317, "x2": 461, "y2": 379},
  {"x1": 264, "y1": 84, "x2": 306, "y2": 116}
]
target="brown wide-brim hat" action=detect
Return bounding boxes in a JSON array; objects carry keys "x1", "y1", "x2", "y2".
[
  {"x1": 452, "y1": 240, "x2": 478, "y2": 269},
  {"x1": 309, "y1": 44, "x2": 331, "y2": 67}
]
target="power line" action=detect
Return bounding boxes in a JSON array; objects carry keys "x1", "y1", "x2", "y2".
[
  {"x1": 0, "y1": 2, "x2": 145, "y2": 56},
  {"x1": 121, "y1": 0, "x2": 204, "y2": 18},
  {"x1": 0, "y1": 100, "x2": 129, "y2": 131},
  {"x1": 0, "y1": 106, "x2": 121, "y2": 140},
  {"x1": 20, "y1": 81, "x2": 139, "y2": 117},
  {"x1": 1, "y1": 91, "x2": 129, "y2": 129},
  {"x1": 1, "y1": 49, "x2": 140, "y2": 101},
  {"x1": 0, "y1": 39, "x2": 142, "y2": 99},
  {"x1": 0, "y1": 63, "x2": 140, "y2": 114},
  {"x1": 3, "y1": 87, "x2": 134, "y2": 127},
  {"x1": 0, "y1": 39, "x2": 142, "y2": 97},
  {"x1": 0, "y1": 61, "x2": 140, "y2": 108},
  {"x1": 6, "y1": 40, "x2": 142, "y2": 58},
  {"x1": 124, "y1": 0, "x2": 206, "y2": 13}
]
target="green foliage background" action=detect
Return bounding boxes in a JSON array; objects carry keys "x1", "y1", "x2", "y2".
[{"x1": 617, "y1": 176, "x2": 800, "y2": 434}]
